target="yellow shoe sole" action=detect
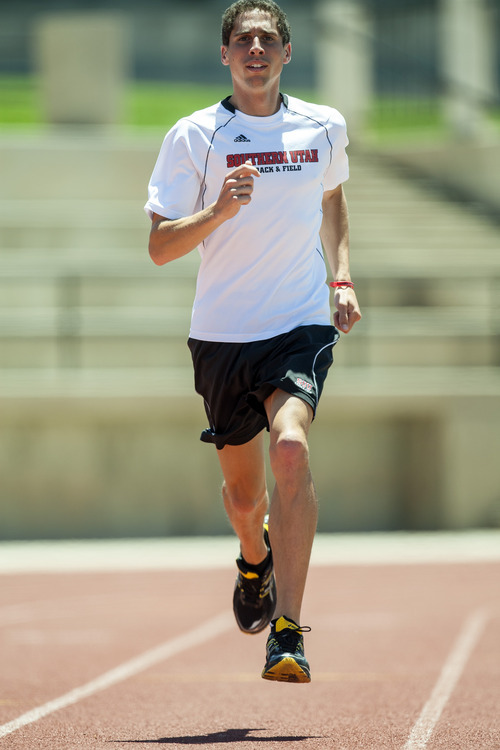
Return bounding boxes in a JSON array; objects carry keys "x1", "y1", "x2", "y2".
[{"x1": 261, "y1": 656, "x2": 311, "y2": 683}]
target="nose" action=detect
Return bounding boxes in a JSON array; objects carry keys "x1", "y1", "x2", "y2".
[{"x1": 250, "y1": 36, "x2": 264, "y2": 54}]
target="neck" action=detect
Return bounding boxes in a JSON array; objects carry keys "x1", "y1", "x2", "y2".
[{"x1": 229, "y1": 90, "x2": 282, "y2": 117}]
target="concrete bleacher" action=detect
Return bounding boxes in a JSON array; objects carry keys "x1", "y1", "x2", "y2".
[{"x1": 1, "y1": 134, "x2": 499, "y2": 538}]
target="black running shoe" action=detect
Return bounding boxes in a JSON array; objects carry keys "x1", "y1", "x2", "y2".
[
  {"x1": 261, "y1": 616, "x2": 311, "y2": 683},
  {"x1": 233, "y1": 517, "x2": 276, "y2": 634}
]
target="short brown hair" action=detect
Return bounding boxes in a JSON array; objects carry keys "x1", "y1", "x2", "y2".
[{"x1": 221, "y1": 0, "x2": 291, "y2": 47}]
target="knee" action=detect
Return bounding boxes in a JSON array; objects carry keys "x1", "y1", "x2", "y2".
[
  {"x1": 269, "y1": 431, "x2": 310, "y2": 481},
  {"x1": 222, "y1": 480, "x2": 266, "y2": 515}
]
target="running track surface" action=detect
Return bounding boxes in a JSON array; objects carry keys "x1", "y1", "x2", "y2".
[{"x1": 0, "y1": 532, "x2": 499, "y2": 749}]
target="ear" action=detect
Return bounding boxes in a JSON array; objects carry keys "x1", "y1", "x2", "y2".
[
  {"x1": 283, "y1": 43, "x2": 292, "y2": 65},
  {"x1": 221, "y1": 45, "x2": 230, "y2": 66}
]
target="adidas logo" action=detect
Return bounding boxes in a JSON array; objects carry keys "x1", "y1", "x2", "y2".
[{"x1": 234, "y1": 134, "x2": 251, "y2": 142}]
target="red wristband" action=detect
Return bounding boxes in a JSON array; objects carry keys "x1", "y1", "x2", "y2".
[{"x1": 329, "y1": 281, "x2": 354, "y2": 289}]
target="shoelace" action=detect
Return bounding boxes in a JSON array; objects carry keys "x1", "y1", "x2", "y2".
[
  {"x1": 270, "y1": 625, "x2": 312, "y2": 653},
  {"x1": 237, "y1": 567, "x2": 273, "y2": 602}
]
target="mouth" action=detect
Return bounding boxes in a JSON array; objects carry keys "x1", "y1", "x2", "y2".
[{"x1": 246, "y1": 62, "x2": 267, "y2": 71}]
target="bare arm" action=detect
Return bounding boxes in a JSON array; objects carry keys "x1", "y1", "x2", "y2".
[
  {"x1": 148, "y1": 162, "x2": 260, "y2": 266},
  {"x1": 320, "y1": 184, "x2": 361, "y2": 333}
]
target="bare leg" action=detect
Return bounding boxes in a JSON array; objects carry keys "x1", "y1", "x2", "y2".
[
  {"x1": 263, "y1": 389, "x2": 317, "y2": 624},
  {"x1": 217, "y1": 431, "x2": 269, "y2": 566}
]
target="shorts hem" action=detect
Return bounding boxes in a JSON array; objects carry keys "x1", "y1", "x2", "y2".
[
  {"x1": 200, "y1": 425, "x2": 267, "y2": 451},
  {"x1": 264, "y1": 380, "x2": 318, "y2": 417}
]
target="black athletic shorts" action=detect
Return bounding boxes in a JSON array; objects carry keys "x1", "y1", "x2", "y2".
[{"x1": 187, "y1": 324, "x2": 339, "y2": 450}]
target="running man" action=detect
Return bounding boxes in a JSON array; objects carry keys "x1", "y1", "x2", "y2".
[{"x1": 145, "y1": 0, "x2": 361, "y2": 683}]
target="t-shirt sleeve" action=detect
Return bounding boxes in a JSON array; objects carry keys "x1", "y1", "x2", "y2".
[
  {"x1": 144, "y1": 120, "x2": 203, "y2": 220},
  {"x1": 322, "y1": 111, "x2": 349, "y2": 192}
]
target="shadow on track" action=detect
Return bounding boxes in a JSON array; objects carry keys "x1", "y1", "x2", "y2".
[{"x1": 115, "y1": 727, "x2": 322, "y2": 743}]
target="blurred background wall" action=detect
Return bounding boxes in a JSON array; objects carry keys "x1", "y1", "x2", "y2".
[{"x1": 0, "y1": 0, "x2": 499, "y2": 539}]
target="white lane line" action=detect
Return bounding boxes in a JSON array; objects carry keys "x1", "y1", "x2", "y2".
[
  {"x1": 0, "y1": 610, "x2": 232, "y2": 740},
  {"x1": 402, "y1": 608, "x2": 489, "y2": 750}
]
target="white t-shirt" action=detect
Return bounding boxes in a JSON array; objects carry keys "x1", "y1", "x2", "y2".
[{"x1": 145, "y1": 94, "x2": 349, "y2": 343}]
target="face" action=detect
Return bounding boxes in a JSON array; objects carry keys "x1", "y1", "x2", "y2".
[{"x1": 221, "y1": 10, "x2": 292, "y2": 93}]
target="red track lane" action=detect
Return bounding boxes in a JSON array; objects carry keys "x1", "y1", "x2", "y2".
[{"x1": 0, "y1": 563, "x2": 499, "y2": 749}]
